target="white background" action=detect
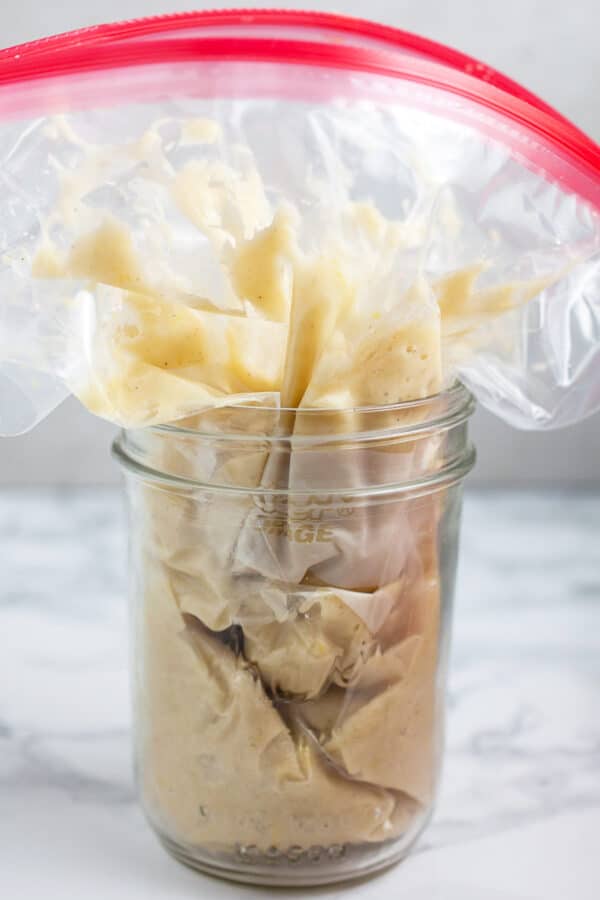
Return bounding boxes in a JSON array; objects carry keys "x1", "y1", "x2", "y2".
[{"x1": 1, "y1": 0, "x2": 599, "y2": 485}]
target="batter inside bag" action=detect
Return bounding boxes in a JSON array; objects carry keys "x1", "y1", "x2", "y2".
[
  {"x1": 137, "y1": 494, "x2": 442, "y2": 855},
  {"x1": 3, "y1": 95, "x2": 598, "y2": 862}
]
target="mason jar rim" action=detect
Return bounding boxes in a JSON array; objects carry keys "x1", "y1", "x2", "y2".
[
  {"x1": 150, "y1": 381, "x2": 474, "y2": 445},
  {"x1": 112, "y1": 382, "x2": 476, "y2": 498}
]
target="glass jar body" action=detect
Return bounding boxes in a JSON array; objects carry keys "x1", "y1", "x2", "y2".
[{"x1": 116, "y1": 389, "x2": 475, "y2": 886}]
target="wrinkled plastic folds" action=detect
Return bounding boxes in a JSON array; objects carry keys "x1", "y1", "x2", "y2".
[{"x1": 0, "y1": 61, "x2": 599, "y2": 435}]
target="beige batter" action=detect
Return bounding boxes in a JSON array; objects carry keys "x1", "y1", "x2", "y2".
[{"x1": 29, "y1": 116, "x2": 527, "y2": 860}]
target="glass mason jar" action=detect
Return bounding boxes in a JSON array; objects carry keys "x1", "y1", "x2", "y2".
[{"x1": 113, "y1": 384, "x2": 475, "y2": 886}]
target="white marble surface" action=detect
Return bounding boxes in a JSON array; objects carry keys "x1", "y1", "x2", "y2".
[{"x1": 1, "y1": 488, "x2": 598, "y2": 899}]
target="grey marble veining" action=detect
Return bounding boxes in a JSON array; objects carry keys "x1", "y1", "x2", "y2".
[{"x1": 0, "y1": 488, "x2": 598, "y2": 899}]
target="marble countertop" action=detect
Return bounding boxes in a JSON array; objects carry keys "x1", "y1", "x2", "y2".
[{"x1": 1, "y1": 488, "x2": 598, "y2": 899}]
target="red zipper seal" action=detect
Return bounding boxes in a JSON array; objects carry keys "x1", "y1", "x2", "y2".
[
  {"x1": 0, "y1": 9, "x2": 582, "y2": 126},
  {"x1": 1, "y1": 10, "x2": 598, "y2": 207}
]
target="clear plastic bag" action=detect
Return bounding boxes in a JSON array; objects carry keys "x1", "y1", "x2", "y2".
[{"x1": 0, "y1": 10, "x2": 599, "y2": 435}]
